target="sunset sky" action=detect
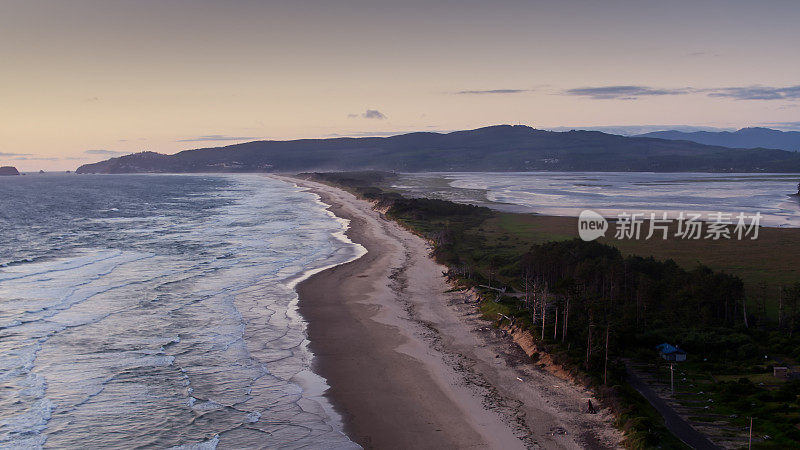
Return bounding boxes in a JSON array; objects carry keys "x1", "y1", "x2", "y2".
[{"x1": 2, "y1": 0, "x2": 799, "y2": 170}]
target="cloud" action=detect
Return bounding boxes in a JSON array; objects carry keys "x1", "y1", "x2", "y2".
[
  {"x1": 362, "y1": 109, "x2": 387, "y2": 120},
  {"x1": 456, "y1": 89, "x2": 531, "y2": 95},
  {"x1": 84, "y1": 149, "x2": 128, "y2": 156},
  {"x1": 687, "y1": 51, "x2": 721, "y2": 57},
  {"x1": 176, "y1": 135, "x2": 257, "y2": 142},
  {"x1": 564, "y1": 84, "x2": 800, "y2": 101},
  {"x1": 10, "y1": 156, "x2": 59, "y2": 161},
  {"x1": 763, "y1": 121, "x2": 800, "y2": 131},
  {"x1": 564, "y1": 85, "x2": 692, "y2": 100},
  {"x1": 707, "y1": 85, "x2": 800, "y2": 100},
  {"x1": 324, "y1": 128, "x2": 453, "y2": 138},
  {"x1": 1, "y1": 153, "x2": 91, "y2": 162},
  {"x1": 325, "y1": 131, "x2": 406, "y2": 138},
  {"x1": 347, "y1": 109, "x2": 388, "y2": 120},
  {"x1": 546, "y1": 125, "x2": 734, "y2": 136}
]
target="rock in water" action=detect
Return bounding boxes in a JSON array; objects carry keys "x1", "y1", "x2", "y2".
[{"x1": 0, "y1": 166, "x2": 20, "y2": 176}]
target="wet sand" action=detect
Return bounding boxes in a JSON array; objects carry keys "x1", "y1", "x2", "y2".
[{"x1": 283, "y1": 176, "x2": 623, "y2": 449}]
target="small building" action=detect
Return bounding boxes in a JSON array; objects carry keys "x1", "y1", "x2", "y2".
[
  {"x1": 774, "y1": 366, "x2": 789, "y2": 379},
  {"x1": 656, "y1": 343, "x2": 687, "y2": 362}
]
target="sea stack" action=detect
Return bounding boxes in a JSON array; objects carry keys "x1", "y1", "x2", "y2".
[{"x1": 0, "y1": 166, "x2": 20, "y2": 176}]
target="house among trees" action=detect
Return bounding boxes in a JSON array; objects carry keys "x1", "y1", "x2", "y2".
[
  {"x1": 773, "y1": 366, "x2": 800, "y2": 379},
  {"x1": 774, "y1": 366, "x2": 790, "y2": 378},
  {"x1": 656, "y1": 343, "x2": 687, "y2": 362}
]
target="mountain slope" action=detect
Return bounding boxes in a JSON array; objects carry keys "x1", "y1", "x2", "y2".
[
  {"x1": 636, "y1": 127, "x2": 800, "y2": 151},
  {"x1": 0, "y1": 166, "x2": 20, "y2": 176},
  {"x1": 76, "y1": 125, "x2": 800, "y2": 174}
]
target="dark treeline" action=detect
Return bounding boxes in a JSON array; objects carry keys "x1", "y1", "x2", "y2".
[
  {"x1": 521, "y1": 239, "x2": 746, "y2": 335},
  {"x1": 520, "y1": 240, "x2": 800, "y2": 352}
]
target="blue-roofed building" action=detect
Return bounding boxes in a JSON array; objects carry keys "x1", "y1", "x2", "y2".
[{"x1": 656, "y1": 343, "x2": 687, "y2": 362}]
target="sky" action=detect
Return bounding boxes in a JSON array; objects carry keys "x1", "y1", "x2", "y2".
[{"x1": 1, "y1": 0, "x2": 799, "y2": 171}]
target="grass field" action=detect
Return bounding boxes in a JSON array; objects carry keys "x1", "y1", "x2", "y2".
[{"x1": 488, "y1": 213, "x2": 800, "y2": 318}]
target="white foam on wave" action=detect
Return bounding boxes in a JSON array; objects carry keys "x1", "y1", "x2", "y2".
[
  {"x1": 0, "y1": 249, "x2": 124, "y2": 283},
  {"x1": 169, "y1": 434, "x2": 219, "y2": 450},
  {"x1": 267, "y1": 178, "x2": 367, "y2": 449},
  {"x1": 191, "y1": 400, "x2": 224, "y2": 411},
  {"x1": 114, "y1": 352, "x2": 176, "y2": 368},
  {"x1": 0, "y1": 397, "x2": 54, "y2": 446},
  {"x1": 19, "y1": 373, "x2": 47, "y2": 399},
  {"x1": 0, "y1": 249, "x2": 154, "y2": 330},
  {"x1": 0, "y1": 342, "x2": 41, "y2": 383},
  {"x1": 281, "y1": 186, "x2": 367, "y2": 290}
]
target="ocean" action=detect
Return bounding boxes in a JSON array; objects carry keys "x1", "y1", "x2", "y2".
[
  {"x1": 393, "y1": 172, "x2": 800, "y2": 227},
  {"x1": 0, "y1": 174, "x2": 363, "y2": 449}
]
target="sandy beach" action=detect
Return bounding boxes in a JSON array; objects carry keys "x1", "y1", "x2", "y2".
[{"x1": 284, "y1": 176, "x2": 623, "y2": 449}]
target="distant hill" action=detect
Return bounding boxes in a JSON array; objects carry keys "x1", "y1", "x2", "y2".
[
  {"x1": 76, "y1": 125, "x2": 800, "y2": 174},
  {"x1": 636, "y1": 127, "x2": 800, "y2": 151},
  {"x1": 0, "y1": 166, "x2": 20, "y2": 176}
]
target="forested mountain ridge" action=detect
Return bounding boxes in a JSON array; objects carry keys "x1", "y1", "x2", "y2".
[
  {"x1": 76, "y1": 125, "x2": 800, "y2": 173},
  {"x1": 637, "y1": 127, "x2": 800, "y2": 152}
]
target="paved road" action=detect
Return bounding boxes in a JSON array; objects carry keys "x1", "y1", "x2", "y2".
[{"x1": 626, "y1": 367, "x2": 721, "y2": 450}]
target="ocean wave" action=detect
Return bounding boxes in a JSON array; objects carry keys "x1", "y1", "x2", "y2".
[{"x1": 0, "y1": 174, "x2": 361, "y2": 448}]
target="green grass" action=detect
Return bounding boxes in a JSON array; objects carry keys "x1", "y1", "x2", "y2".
[
  {"x1": 716, "y1": 373, "x2": 785, "y2": 385},
  {"x1": 488, "y1": 213, "x2": 800, "y2": 320},
  {"x1": 644, "y1": 359, "x2": 800, "y2": 448},
  {"x1": 477, "y1": 295, "x2": 516, "y2": 320}
]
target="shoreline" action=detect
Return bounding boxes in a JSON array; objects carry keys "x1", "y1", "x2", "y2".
[{"x1": 282, "y1": 176, "x2": 622, "y2": 449}]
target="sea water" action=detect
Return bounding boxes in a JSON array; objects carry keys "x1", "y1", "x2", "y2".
[
  {"x1": 0, "y1": 174, "x2": 363, "y2": 449},
  {"x1": 394, "y1": 172, "x2": 800, "y2": 227}
]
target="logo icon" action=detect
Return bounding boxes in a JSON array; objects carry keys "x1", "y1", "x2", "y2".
[{"x1": 578, "y1": 210, "x2": 608, "y2": 241}]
